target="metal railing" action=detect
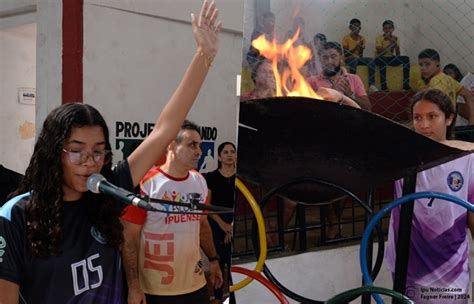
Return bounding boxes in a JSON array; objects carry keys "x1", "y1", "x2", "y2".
[{"x1": 232, "y1": 182, "x2": 393, "y2": 259}]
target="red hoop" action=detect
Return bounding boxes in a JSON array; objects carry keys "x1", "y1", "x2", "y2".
[{"x1": 231, "y1": 266, "x2": 289, "y2": 304}]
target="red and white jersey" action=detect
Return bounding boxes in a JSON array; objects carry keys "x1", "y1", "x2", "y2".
[{"x1": 122, "y1": 166, "x2": 208, "y2": 296}]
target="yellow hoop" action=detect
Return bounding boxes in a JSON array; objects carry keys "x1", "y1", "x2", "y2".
[{"x1": 230, "y1": 178, "x2": 267, "y2": 292}]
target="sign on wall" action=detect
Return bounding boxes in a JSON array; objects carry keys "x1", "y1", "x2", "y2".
[{"x1": 114, "y1": 120, "x2": 219, "y2": 173}]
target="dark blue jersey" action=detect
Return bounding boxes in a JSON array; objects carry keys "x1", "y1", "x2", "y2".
[{"x1": 0, "y1": 160, "x2": 133, "y2": 304}]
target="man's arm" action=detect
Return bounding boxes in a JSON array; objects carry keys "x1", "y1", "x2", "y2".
[
  {"x1": 333, "y1": 75, "x2": 372, "y2": 110},
  {"x1": 316, "y1": 87, "x2": 361, "y2": 109},
  {"x1": 200, "y1": 215, "x2": 218, "y2": 258},
  {"x1": 350, "y1": 74, "x2": 371, "y2": 110},
  {"x1": 127, "y1": 0, "x2": 221, "y2": 187},
  {"x1": 393, "y1": 36, "x2": 400, "y2": 56},
  {"x1": 200, "y1": 215, "x2": 223, "y2": 288},
  {"x1": 121, "y1": 220, "x2": 146, "y2": 304},
  {"x1": 352, "y1": 95, "x2": 372, "y2": 111}
]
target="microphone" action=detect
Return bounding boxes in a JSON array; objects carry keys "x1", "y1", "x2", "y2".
[{"x1": 87, "y1": 173, "x2": 155, "y2": 211}]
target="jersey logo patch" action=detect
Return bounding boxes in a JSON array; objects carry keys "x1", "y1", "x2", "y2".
[
  {"x1": 447, "y1": 171, "x2": 464, "y2": 192},
  {"x1": 90, "y1": 227, "x2": 107, "y2": 245},
  {"x1": 0, "y1": 236, "x2": 5, "y2": 263}
]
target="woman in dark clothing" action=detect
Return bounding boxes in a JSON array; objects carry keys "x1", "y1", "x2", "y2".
[{"x1": 205, "y1": 142, "x2": 236, "y2": 304}]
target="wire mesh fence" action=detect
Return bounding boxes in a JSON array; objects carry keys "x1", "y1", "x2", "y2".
[{"x1": 240, "y1": 0, "x2": 474, "y2": 124}]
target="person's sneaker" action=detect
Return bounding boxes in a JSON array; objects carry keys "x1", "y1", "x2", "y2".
[{"x1": 368, "y1": 85, "x2": 380, "y2": 93}]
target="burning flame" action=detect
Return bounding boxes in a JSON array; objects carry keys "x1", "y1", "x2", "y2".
[{"x1": 252, "y1": 29, "x2": 321, "y2": 98}]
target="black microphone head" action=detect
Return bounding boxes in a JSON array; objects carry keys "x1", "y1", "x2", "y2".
[{"x1": 87, "y1": 173, "x2": 106, "y2": 194}]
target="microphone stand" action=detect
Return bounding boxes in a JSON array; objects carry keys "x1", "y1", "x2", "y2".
[{"x1": 143, "y1": 195, "x2": 234, "y2": 215}]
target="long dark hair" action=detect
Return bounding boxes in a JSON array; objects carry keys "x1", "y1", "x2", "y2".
[
  {"x1": 410, "y1": 89, "x2": 456, "y2": 139},
  {"x1": 13, "y1": 103, "x2": 122, "y2": 258},
  {"x1": 217, "y1": 142, "x2": 236, "y2": 169}
]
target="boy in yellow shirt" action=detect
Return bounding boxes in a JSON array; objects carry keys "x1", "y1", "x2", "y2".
[
  {"x1": 417, "y1": 48, "x2": 474, "y2": 124},
  {"x1": 374, "y1": 20, "x2": 410, "y2": 91},
  {"x1": 342, "y1": 18, "x2": 378, "y2": 92}
]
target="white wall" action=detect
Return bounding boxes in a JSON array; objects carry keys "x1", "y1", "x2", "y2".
[
  {"x1": 0, "y1": 0, "x2": 62, "y2": 173},
  {"x1": 35, "y1": 0, "x2": 63, "y2": 133},
  {"x1": 0, "y1": 0, "x2": 36, "y2": 12},
  {"x1": 0, "y1": 23, "x2": 36, "y2": 173},
  {"x1": 0, "y1": 0, "x2": 36, "y2": 29},
  {"x1": 243, "y1": 0, "x2": 474, "y2": 74},
  {"x1": 83, "y1": 0, "x2": 244, "y2": 165}
]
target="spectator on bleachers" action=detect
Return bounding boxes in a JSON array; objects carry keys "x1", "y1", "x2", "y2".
[
  {"x1": 374, "y1": 20, "x2": 411, "y2": 91},
  {"x1": 444, "y1": 63, "x2": 464, "y2": 82},
  {"x1": 241, "y1": 59, "x2": 275, "y2": 101},
  {"x1": 444, "y1": 63, "x2": 469, "y2": 126},
  {"x1": 417, "y1": 48, "x2": 474, "y2": 124},
  {"x1": 309, "y1": 33, "x2": 327, "y2": 76},
  {"x1": 285, "y1": 16, "x2": 313, "y2": 78},
  {"x1": 314, "y1": 33, "x2": 327, "y2": 55},
  {"x1": 246, "y1": 11, "x2": 275, "y2": 68},
  {"x1": 308, "y1": 41, "x2": 372, "y2": 110},
  {"x1": 342, "y1": 18, "x2": 378, "y2": 92},
  {"x1": 286, "y1": 16, "x2": 310, "y2": 47},
  {"x1": 306, "y1": 41, "x2": 370, "y2": 238},
  {"x1": 456, "y1": 72, "x2": 474, "y2": 126}
]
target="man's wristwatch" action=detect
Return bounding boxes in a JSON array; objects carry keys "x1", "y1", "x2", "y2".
[
  {"x1": 350, "y1": 93, "x2": 356, "y2": 100},
  {"x1": 208, "y1": 255, "x2": 219, "y2": 262}
]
